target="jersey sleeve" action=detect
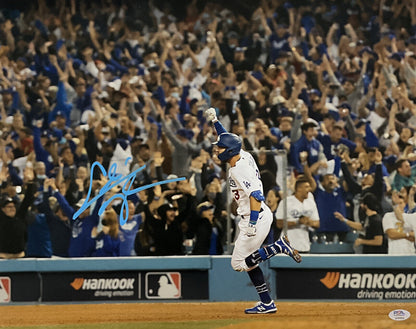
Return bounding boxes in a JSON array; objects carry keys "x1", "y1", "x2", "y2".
[{"x1": 214, "y1": 120, "x2": 228, "y2": 135}]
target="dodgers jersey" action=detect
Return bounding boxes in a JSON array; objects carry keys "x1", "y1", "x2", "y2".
[
  {"x1": 228, "y1": 150, "x2": 265, "y2": 217},
  {"x1": 275, "y1": 192, "x2": 320, "y2": 252}
]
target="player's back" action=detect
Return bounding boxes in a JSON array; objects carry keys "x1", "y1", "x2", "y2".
[{"x1": 235, "y1": 150, "x2": 260, "y2": 175}]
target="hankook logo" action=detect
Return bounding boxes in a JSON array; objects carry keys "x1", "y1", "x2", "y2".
[
  {"x1": 70, "y1": 278, "x2": 135, "y2": 290},
  {"x1": 320, "y1": 272, "x2": 416, "y2": 290},
  {"x1": 320, "y1": 272, "x2": 340, "y2": 289}
]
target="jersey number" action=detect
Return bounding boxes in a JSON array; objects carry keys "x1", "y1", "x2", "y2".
[{"x1": 232, "y1": 189, "x2": 240, "y2": 200}]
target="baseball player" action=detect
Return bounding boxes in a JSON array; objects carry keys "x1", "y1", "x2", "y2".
[{"x1": 205, "y1": 108, "x2": 301, "y2": 314}]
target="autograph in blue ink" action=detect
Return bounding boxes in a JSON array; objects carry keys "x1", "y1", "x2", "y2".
[{"x1": 72, "y1": 157, "x2": 185, "y2": 225}]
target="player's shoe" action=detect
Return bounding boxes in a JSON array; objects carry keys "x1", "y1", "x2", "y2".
[
  {"x1": 244, "y1": 301, "x2": 277, "y2": 314},
  {"x1": 276, "y1": 235, "x2": 302, "y2": 263}
]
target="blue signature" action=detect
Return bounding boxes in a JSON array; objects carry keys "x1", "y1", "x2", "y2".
[{"x1": 72, "y1": 158, "x2": 185, "y2": 225}]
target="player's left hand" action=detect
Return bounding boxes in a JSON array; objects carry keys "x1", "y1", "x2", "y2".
[
  {"x1": 204, "y1": 107, "x2": 217, "y2": 122},
  {"x1": 246, "y1": 223, "x2": 257, "y2": 237}
]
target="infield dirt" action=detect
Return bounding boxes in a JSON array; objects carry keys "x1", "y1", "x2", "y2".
[{"x1": 0, "y1": 301, "x2": 415, "y2": 328}]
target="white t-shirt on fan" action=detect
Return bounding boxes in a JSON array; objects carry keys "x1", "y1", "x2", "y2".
[
  {"x1": 382, "y1": 212, "x2": 416, "y2": 255},
  {"x1": 275, "y1": 193, "x2": 320, "y2": 252}
]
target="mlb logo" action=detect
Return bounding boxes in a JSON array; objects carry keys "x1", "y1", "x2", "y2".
[
  {"x1": 0, "y1": 277, "x2": 11, "y2": 303},
  {"x1": 145, "y1": 272, "x2": 181, "y2": 299}
]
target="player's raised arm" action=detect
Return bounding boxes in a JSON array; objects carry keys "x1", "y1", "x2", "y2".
[{"x1": 204, "y1": 107, "x2": 227, "y2": 135}]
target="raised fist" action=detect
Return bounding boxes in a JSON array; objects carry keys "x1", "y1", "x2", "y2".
[{"x1": 204, "y1": 107, "x2": 217, "y2": 122}]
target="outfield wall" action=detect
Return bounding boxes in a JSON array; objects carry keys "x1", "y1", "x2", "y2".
[{"x1": 0, "y1": 255, "x2": 415, "y2": 303}]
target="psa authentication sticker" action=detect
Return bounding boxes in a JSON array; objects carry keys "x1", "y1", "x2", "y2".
[{"x1": 388, "y1": 309, "x2": 411, "y2": 321}]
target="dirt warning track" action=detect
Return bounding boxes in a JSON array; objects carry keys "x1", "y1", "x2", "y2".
[{"x1": 0, "y1": 301, "x2": 415, "y2": 328}]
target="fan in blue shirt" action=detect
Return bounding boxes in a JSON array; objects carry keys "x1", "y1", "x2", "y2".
[
  {"x1": 302, "y1": 158, "x2": 350, "y2": 242},
  {"x1": 317, "y1": 124, "x2": 356, "y2": 161},
  {"x1": 51, "y1": 181, "x2": 103, "y2": 257},
  {"x1": 118, "y1": 200, "x2": 142, "y2": 256},
  {"x1": 33, "y1": 123, "x2": 55, "y2": 175},
  {"x1": 268, "y1": 25, "x2": 291, "y2": 64},
  {"x1": 38, "y1": 186, "x2": 72, "y2": 257},
  {"x1": 313, "y1": 173, "x2": 350, "y2": 238},
  {"x1": 25, "y1": 211, "x2": 52, "y2": 258},
  {"x1": 91, "y1": 208, "x2": 120, "y2": 257},
  {"x1": 290, "y1": 121, "x2": 326, "y2": 173}
]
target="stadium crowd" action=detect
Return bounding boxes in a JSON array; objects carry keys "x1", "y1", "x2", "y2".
[{"x1": 1, "y1": 0, "x2": 416, "y2": 258}]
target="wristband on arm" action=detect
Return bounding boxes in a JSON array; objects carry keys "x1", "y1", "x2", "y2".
[{"x1": 249, "y1": 210, "x2": 259, "y2": 225}]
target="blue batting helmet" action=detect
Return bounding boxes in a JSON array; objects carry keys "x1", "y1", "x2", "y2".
[{"x1": 213, "y1": 133, "x2": 242, "y2": 162}]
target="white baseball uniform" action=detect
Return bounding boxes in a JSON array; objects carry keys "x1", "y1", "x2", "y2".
[{"x1": 229, "y1": 150, "x2": 273, "y2": 271}]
